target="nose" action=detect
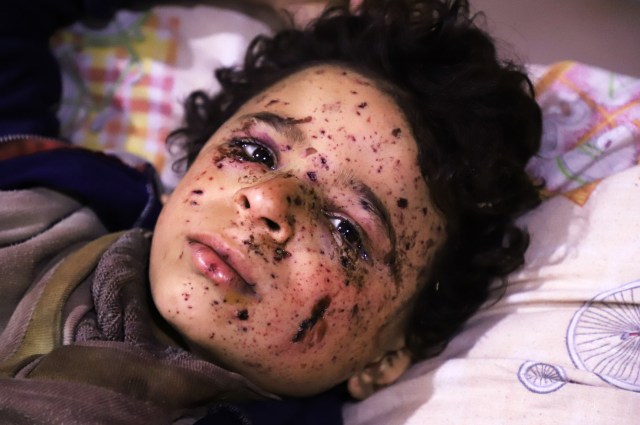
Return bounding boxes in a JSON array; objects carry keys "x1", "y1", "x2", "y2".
[{"x1": 233, "y1": 176, "x2": 302, "y2": 244}]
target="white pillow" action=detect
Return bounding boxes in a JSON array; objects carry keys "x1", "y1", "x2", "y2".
[
  {"x1": 345, "y1": 61, "x2": 640, "y2": 425},
  {"x1": 344, "y1": 163, "x2": 640, "y2": 425}
]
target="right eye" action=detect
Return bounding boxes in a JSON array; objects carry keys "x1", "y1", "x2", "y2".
[{"x1": 230, "y1": 138, "x2": 277, "y2": 169}]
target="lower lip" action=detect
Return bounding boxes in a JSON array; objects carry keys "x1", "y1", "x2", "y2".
[{"x1": 189, "y1": 241, "x2": 255, "y2": 296}]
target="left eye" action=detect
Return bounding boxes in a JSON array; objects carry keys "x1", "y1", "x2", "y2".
[
  {"x1": 328, "y1": 216, "x2": 369, "y2": 261},
  {"x1": 230, "y1": 138, "x2": 277, "y2": 169}
]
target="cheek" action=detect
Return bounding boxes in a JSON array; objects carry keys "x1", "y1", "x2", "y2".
[
  {"x1": 267, "y1": 252, "x2": 357, "y2": 350},
  {"x1": 286, "y1": 262, "x2": 392, "y2": 355},
  {"x1": 397, "y1": 204, "x2": 444, "y2": 271}
]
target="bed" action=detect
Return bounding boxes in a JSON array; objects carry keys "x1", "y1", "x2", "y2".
[{"x1": 51, "y1": 4, "x2": 640, "y2": 423}]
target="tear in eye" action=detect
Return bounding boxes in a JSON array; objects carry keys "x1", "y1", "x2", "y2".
[
  {"x1": 328, "y1": 216, "x2": 369, "y2": 262},
  {"x1": 230, "y1": 138, "x2": 277, "y2": 169},
  {"x1": 329, "y1": 217, "x2": 360, "y2": 245}
]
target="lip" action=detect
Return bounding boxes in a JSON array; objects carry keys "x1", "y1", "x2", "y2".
[{"x1": 188, "y1": 235, "x2": 258, "y2": 298}]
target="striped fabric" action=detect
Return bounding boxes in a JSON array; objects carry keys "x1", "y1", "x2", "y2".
[{"x1": 53, "y1": 10, "x2": 179, "y2": 177}]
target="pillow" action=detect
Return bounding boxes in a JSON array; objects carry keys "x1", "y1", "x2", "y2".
[
  {"x1": 344, "y1": 63, "x2": 640, "y2": 424},
  {"x1": 345, "y1": 163, "x2": 640, "y2": 424},
  {"x1": 53, "y1": 5, "x2": 271, "y2": 188},
  {"x1": 526, "y1": 61, "x2": 640, "y2": 202}
]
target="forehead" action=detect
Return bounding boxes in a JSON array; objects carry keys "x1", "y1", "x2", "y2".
[
  {"x1": 229, "y1": 65, "x2": 439, "y2": 271},
  {"x1": 249, "y1": 65, "x2": 406, "y2": 135},
  {"x1": 234, "y1": 65, "x2": 420, "y2": 175}
]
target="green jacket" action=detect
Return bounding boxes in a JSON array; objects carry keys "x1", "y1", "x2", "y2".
[{"x1": 0, "y1": 188, "x2": 268, "y2": 424}]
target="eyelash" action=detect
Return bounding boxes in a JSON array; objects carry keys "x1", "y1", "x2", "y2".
[
  {"x1": 228, "y1": 137, "x2": 370, "y2": 263},
  {"x1": 230, "y1": 137, "x2": 277, "y2": 169}
]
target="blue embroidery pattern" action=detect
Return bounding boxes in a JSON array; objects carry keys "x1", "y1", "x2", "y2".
[
  {"x1": 518, "y1": 361, "x2": 568, "y2": 394},
  {"x1": 567, "y1": 279, "x2": 640, "y2": 392}
]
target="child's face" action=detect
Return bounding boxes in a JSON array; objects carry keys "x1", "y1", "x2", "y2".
[{"x1": 150, "y1": 65, "x2": 443, "y2": 396}]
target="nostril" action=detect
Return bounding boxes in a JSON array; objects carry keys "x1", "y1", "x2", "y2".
[
  {"x1": 264, "y1": 218, "x2": 281, "y2": 232},
  {"x1": 242, "y1": 196, "x2": 250, "y2": 209}
]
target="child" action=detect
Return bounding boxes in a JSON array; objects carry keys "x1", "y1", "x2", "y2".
[{"x1": 0, "y1": 0, "x2": 541, "y2": 423}]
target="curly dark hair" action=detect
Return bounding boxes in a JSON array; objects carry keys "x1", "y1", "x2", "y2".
[{"x1": 168, "y1": 0, "x2": 542, "y2": 362}]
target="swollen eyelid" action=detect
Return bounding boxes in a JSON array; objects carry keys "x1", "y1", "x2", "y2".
[{"x1": 230, "y1": 138, "x2": 277, "y2": 169}]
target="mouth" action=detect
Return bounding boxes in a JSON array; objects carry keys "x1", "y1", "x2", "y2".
[{"x1": 188, "y1": 236, "x2": 258, "y2": 298}]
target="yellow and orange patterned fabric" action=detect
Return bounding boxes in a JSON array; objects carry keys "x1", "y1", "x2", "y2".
[{"x1": 53, "y1": 8, "x2": 640, "y2": 199}]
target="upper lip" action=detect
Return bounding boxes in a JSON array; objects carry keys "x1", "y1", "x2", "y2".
[{"x1": 188, "y1": 233, "x2": 259, "y2": 297}]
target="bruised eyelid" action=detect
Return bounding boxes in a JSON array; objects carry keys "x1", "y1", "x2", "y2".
[
  {"x1": 324, "y1": 184, "x2": 392, "y2": 261},
  {"x1": 323, "y1": 208, "x2": 372, "y2": 265},
  {"x1": 338, "y1": 183, "x2": 394, "y2": 257},
  {"x1": 349, "y1": 208, "x2": 390, "y2": 257},
  {"x1": 323, "y1": 199, "x2": 375, "y2": 259},
  {"x1": 239, "y1": 113, "x2": 306, "y2": 147},
  {"x1": 231, "y1": 124, "x2": 282, "y2": 162}
]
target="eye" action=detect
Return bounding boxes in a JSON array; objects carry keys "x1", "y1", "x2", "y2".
[
  {"x1": 328, "y1": 216, "x2": 369, "y2": 262},
  {"x1": 230, "y1": 138, "x2": 277, "y2": 169}
]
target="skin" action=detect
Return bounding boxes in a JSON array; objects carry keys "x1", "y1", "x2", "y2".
[{"x1": 149, "y1": 65, "x2": 443, "y2": 397}]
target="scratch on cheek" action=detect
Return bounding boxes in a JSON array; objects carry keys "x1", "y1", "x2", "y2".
[
  {"x1": 274, "y1": 247, "x2": 292, "y2": 262},
  {"x1": 292, "y1": 296, "x2": 332, "y2": 343}
]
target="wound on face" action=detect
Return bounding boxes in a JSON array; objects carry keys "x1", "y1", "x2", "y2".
[{"x1": 291, "y1": 296, "x2": 332, "y2": 343}]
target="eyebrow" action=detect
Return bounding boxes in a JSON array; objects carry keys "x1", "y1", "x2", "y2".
[{"x1": 239, "y1": 112, "x2": 308, "y2": 143}]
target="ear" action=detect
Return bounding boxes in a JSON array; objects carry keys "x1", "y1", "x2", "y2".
[{"x1": 347, "y1": 348, "x2": 412, "y2": 400}]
